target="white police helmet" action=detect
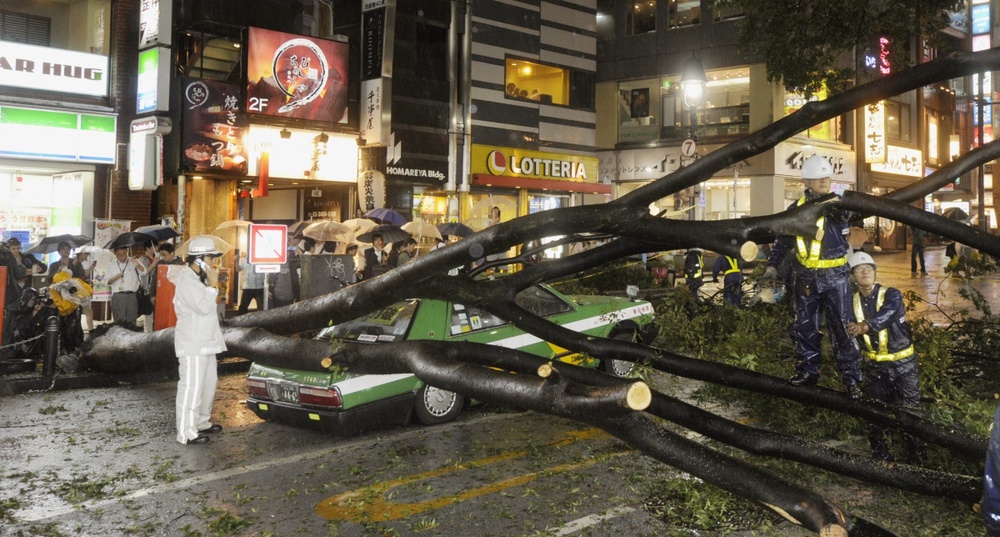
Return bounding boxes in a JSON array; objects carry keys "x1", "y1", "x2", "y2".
[
  {"x1": 187, "y1": 235, "x2": 221, "y2": 257},
  {"x1": 801, "y1": 155, "x2": 833, "y2": 180},
  {"x1": 847, "y1": 251, "x2": 876, "y2": 270}
]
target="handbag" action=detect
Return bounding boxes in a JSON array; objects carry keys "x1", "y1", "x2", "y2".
[
  {"x1": 134, "y1": 266, "x2": 154, "y2": 315},
  {"x1": 136, "y1": 285, "x2": 154, "y2": 316}
]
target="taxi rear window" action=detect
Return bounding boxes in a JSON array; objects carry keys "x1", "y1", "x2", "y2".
[{"x1": 317, "y1": 300, "x2": 419, "y2": 343}]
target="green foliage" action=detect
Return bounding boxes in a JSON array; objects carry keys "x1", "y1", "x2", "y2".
[
  {"x1": 550, "y1": 260, "x2": 653, "y2": 296},
  {"x1": 643, "y1": 476, "x2": 780, "y2": 532},
  {"x1": 712, "y1": 0, "x2": 966, "y2": 96}
]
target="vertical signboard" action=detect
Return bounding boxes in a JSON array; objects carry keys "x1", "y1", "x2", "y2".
[
  {"x1": 129, "y1": 117, "x2": 172, "y2": 191},
  {"x1": 181, "y1": 77, "x2": 248, "y2": 174},
  {"x1": 137, "y1": 47, "x2": 171, "y2": 113},
  {"x1": 245, "y1": 27, "x2": 349, "y2": 123},
  {"x1": 864, "y1": 101, "x2": 885, "y2": 163},
  {"x1": 361, "y1": 0, "x2": 395, "y2": 146},
  {"x1": 139, "y1": 0, "x2": 173, "y2": 48}
]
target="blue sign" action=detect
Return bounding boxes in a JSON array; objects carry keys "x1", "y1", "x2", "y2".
[{"x1": 973, "y1": 4, "x2": 990, "y2": 35}]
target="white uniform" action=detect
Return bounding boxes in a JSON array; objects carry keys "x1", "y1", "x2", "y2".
[{"x1": 168, "y1": 265, "x2": 227, "y2": 444}]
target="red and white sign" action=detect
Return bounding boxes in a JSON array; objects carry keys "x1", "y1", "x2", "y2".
[{"x1": 248, "y1": 224, "x2": 287, "y2": 264}]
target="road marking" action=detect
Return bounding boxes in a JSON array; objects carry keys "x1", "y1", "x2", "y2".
[
  {"x1": 547, "y1": 506, "x2": 636, "y2": 536},
  {"x1": 17, "y1": 412, "x2": 516, "y2": 523},
  {"x1": 314, "y1": 428, "x2": 634, "y2": 522}
]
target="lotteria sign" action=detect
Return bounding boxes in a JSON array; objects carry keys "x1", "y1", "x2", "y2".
[
  {"x1": 471, "y1": 145, "x2": 598, "y2": 182},
  {"x1": 0, "y1": 41, "x2": 107, "y2": 97}
]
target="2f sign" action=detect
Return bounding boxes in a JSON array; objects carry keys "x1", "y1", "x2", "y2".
[{"x1": 248, "y1": 97, "x2": 269, "y2": 112}]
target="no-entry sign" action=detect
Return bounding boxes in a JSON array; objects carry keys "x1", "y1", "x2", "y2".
[{"x1": 249, "y1": 224, "x2": 288, "y2": 265}]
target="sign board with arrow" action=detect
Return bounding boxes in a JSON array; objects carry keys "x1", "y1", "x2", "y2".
[{"x1": 249, "y1": 224, "x2": 287, "y2": 265}]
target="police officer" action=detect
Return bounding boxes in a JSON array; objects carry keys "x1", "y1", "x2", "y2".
[
  {"x1": 712, "y1": 254, "x2": 743, "y2": 306},
  {"x1": 683, "y1": 248, "x2": 704, "y2": 298},
  {"x1": 764, "y1": 155, "x2": 863, "y2": 399},
  {"x1": 845, "y1": 251, "x2": 924, "y2": 463}
]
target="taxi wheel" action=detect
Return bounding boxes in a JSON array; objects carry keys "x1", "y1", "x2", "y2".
[
  {"x1": 414, "y1": 384, "x2": 465, "y2": 425},
  {"x1": 601, "y1": 331, "x2": 637, "y2": 377}
]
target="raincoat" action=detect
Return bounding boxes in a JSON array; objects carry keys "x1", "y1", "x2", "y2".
[{"x1": 168, "y1": 265, "x2": 226, "y2": 357}]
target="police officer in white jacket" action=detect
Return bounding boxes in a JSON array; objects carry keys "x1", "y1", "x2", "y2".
[{"x1": 167, "y1": 236, "x2": 227, "y2": 445}]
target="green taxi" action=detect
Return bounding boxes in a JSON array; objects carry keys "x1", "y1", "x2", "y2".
[{"x1": 246, "y1": 284, "x2": 656, "y2": 434}]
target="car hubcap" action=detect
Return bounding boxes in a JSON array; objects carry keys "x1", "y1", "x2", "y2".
[{"x1": 423, "y1": 386, "x2": 457, "y2": 417}]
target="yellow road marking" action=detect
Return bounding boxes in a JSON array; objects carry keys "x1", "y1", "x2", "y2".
[{"x1": 315, "y1": 428, "x2": 633, "y2": 522}]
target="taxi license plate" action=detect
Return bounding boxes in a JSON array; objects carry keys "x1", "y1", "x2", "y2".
[{"x1": 267, "y1": 381, "x2": 300, "y2": 404}]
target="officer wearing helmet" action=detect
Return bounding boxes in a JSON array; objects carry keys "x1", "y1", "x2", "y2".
[
  {"x1": 167, "y1": 235, "x2": 228, "y2": 445},
  {"x1": 764, "y1": 155, "x2": 863, "y2": 399},
  {"x1": 845, "y1": 251, "x2": 924, "y2": 464}
]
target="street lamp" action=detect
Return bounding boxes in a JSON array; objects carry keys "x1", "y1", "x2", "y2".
[
  {"x1": 680, "y1": 55, "x2": 707, "y2": 140},
  {"x1": 680, "y1": 55, "x2": 707, "y2": 220}
]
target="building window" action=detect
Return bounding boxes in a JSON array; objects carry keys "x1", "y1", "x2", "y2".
[
  {"x1": 886, "y1": 101, "x2": 911, "y2": 142},
  {"x1": 713, "y1": 4, "x2": 744, "y2": 22},
  {"x1": 0, "y1": 10, "x2": 50, "y2": 46},
  {"x1": 505, "y1": 58, "x2": 594, "y2": 110},
  {"x1": 669, "y1": 0, "x2": 701, "y2": 28},
  {"x1": 627, "y1": 0, "x2": 656, "y2": 35},
  {"x1": 783, "y1": 87, "x2": 841, "y2": 142}
]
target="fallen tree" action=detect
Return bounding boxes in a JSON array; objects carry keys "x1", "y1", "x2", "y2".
[{"x1": 82, "y1": 47, "x2": 1000, "y2": 536}]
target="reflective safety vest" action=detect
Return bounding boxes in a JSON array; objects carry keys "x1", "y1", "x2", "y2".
[
  {"x1": 686, "y1": 252, "x2": 703, "y2": 279},
  {"x1": 853, "y1": 287, "x2": 915, "y2": 362},
  {"x1": 795, "y1": 197, "x2": 847, "y2": 269},
  {"x1": 722, "y1": 256, "x2": 740, "y2": 276}
]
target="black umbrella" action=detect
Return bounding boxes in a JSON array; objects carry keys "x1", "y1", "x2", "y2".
[
  {"x1": 104, "y1": 232, "x2": 158, "y2": 250},
  {"x1": 941, "y1": 207, "x2": 970, "y2": 223},
  {"x1": 24, "y1": 234, "x2": 93, "y2": 255},
  {"x1": 437, "y1": 222, "x2": 474, "y2": 238},
  {"x1": 356, "y1": 224, "x2": 412, "y2": 244},
  {"x1": 134, "y1": 224, "x2": 181, "y2": 242}
]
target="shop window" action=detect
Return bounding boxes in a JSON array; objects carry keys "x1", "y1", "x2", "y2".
[
  {"x1": 505, "y1": 58, "x2": 594, "y2": 109},
  {"x1": 885, "y1": 101, "x2": 911, "y2": 142},
  {"x1": 627, "y1": 0, "x2": 656, "y2": 35},
  {"x1": 783, "y1": 87, "x2": 841, "y2": 142},
  {"x1": 0, "y1": 3, "x2": 108, "y2": 54},
  {"x1": 654, "y1": 66, "x2": 750, "y2": 141},
  {"x1": 669, "y1": 0, "x2": 701, "y2": 28},
  {"x1": 0, "y1": 10, "x2": 50, "y2": 46}
]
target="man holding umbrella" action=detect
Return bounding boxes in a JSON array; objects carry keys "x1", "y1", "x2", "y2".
[{"x1": 107, "y1": 245, "x2": 148, "y2": 328}]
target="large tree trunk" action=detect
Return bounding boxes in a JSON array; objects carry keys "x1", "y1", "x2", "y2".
[{"x1": 80, "y1": 47, "x2": 1000, "y2": 535}]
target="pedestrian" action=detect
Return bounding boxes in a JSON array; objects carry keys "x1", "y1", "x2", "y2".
[
  {"x1": 362, "y1": 234, "x2": 388, "y2": 279},
  {"x1": 107, "y1": 245, "x2": 147, "y2": 328},
  {"x1": 910, "y1": 226, "x2": 927, "y2": 276},
  {"x1": 395, "y1": 238, "x2": 417, "y2": 266},
  {"x1": 345, "y1": 243, "x2": 362, "y2": 282},
  {"x1": 683, "y1": 248, "x2": 704, "y2": 298},
  {"x1": 712, "y1": 254, "x2": 744, "y2": 306},
  {"x1": 764, "y1": 154, "x2": 863, "y2": 399},
  {"x1": 48, "y1": 268, "x2": 92, "y2": 354},
  {"x1": 237, "y1": 252, "x2": 266, "y2": 314},
  {"x1": 47, "y1": 241, "x2": 87, "y2": 279},
  {"x1": 167, "y1": 236, "x2": 227, "y2": 446},
  {"x1": 845, "y1": 251, "x2": 925, "y2": 463},
  {"x1": 7, "y1": 237, "x2": 45, "y2": 276},
  {"x1": 75, "y1": 251, "x2": 96, "y2": 334}
]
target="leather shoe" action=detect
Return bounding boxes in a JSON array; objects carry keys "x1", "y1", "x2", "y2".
[
  {"x1": 788, "y1": 372, "x2": 818, "y2": 387},
  {"x1": 198, "y1": 424, "x2": 223, "y2": 434},
  {"x1": 186, "y1": 435, "x2": 210, "y2": 445},
  {"x1": 846, "y1": 384, "x2": 863, "y2": 400}
]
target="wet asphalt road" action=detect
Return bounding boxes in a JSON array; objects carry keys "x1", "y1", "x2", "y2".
[{"x1": 0, "y1": 245, "x2": 993, "y2": 536}]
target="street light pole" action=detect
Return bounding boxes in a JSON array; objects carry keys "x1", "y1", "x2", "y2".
[{"x1": 680, "y1": 55, "x2": 707, "y2": 220}]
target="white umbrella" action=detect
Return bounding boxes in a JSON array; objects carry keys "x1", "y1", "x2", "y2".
[
  {"x1": 213, "y1": 219, "x2": 253, "y2": 232},
  {"x1": 302, "y1": 221, "x2": 353, "y2": 243},
  {"x1": 343, "y1": 218, "x2": 378, "y2": 234},
  {"x1": 402, "y1": 221, "x2": 442, "y2": 241}
]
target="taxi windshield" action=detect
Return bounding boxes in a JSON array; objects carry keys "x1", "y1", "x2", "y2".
[{"x1": 317, "y1": 300, "x2": 419, "y2": 343}]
